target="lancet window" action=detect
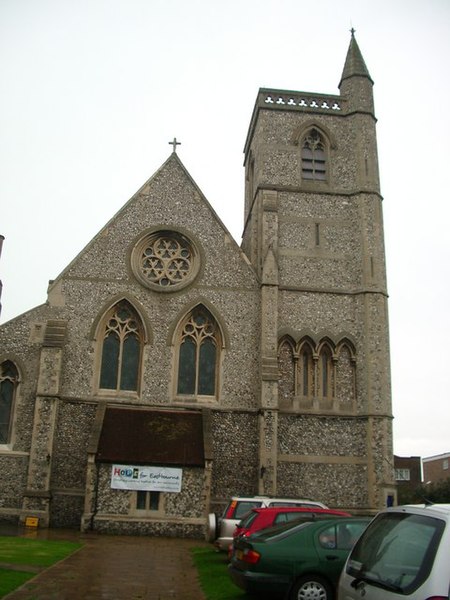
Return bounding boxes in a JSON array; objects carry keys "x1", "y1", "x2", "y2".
[
  {"x1": 176, "y1": 306, "x2": 221, "y2": 400},
  {"x1": 318, "y1": 343, "x2": 334, "y2": 399},
  {"x1": 299, "y1": 341, "x2": 315, "y2": 398},
  {"x1": 0, "y1": 361, "x2": 19, "y2": 444},
  {"x1": 98, "y1": 301, "x2": 144, "y2": 393}
]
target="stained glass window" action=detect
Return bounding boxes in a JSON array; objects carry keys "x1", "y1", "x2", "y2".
[
  {"x1": 0, "y1": 361, "x2": 18, "y2": 444},
  {"x1": 99, "y1": 301, "x2": 143, "y2": 393},
  {"x1": 177, "y1": 307, "x2": 220, "y2": 399}
]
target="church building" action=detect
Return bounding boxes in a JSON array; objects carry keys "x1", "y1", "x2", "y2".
[{"x1": 0, "y1": 33, "x2": 396, "y2": 537}]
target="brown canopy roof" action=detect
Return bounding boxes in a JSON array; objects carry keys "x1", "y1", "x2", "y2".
[{"x1": 96, "y1": 407, "x2": 206, "y2": 467}]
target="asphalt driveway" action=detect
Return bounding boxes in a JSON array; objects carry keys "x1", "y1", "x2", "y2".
[{"x1": 1, "y1": 527, "x2": 208, "y2": 600}]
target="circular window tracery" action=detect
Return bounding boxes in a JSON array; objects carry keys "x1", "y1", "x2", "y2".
[{"x1": 131, "y1": 230, "x2": 200, "y2": 292}]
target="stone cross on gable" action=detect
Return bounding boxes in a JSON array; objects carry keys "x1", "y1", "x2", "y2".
[{"x1": 169, "y1": 137, "x2": 181, "y2": 153}]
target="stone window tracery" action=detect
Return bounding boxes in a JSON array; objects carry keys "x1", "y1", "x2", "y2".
[
  {"x1": 131, "y1": 230, "x2": 200, "y2": 292},
  {"x1": 301, "y1": 128, "x2": 327, "y2": 181},
  {"x1": 176, "y1": 306, "x2": 221, "y2": 400},
  {"x1": 0, "y1": 360, "x2": 18, "y2": 444},
  {"x1": 98, "y1": 301, "x2": 144, "y2": 393}
]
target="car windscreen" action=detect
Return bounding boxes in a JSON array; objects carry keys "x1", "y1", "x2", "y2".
[{"x1": 346, "y1": 512, "x2": 445, "y2": 594}]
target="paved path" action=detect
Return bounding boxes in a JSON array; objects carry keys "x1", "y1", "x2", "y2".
[{"x1": 2, "y1": 530, "x2": 208, "y2": 600}]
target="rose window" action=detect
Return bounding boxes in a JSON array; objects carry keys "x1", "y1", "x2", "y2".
[{"x1": 131, "y1": 230, "x2": 200, "y2": 291}]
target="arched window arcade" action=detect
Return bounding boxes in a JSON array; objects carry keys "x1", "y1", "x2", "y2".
[{"x1": 277, "y1": 336, "x2": 356, "y2": 410}]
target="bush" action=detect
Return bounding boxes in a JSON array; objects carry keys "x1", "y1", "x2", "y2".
[{"x1": 408, "y1": 478, "x2": 450, "y2": 504}]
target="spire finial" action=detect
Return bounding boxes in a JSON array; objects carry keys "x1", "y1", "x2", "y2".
[
  {"x1": 169, "y1": 137, "x2": 181, "y2": 153},
  {"x1": 350, "y1": 27, "x2": 356, "y2": 37}
]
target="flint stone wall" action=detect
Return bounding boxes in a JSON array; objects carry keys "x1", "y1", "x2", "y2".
[
  {"x1": 277, "y1": 461, "x2": 368, "y2": 508},
  {"x1": 210, "y1": 410, "x2": 259, "y2": 507},
  {"x1": 0, "y1": 454, "x2": 28, "y2": 509}
]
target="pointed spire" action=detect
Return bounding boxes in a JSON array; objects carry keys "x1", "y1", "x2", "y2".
[{"x1": 339, "y1": 29, "x2": 373, "y2": 88}]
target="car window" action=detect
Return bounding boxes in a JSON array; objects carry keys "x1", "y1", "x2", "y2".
[
  {"x1": 234, "y1": 501, "x2": 262, "y2": 519},
  {"x1": 254, "y1": 521, "x2": 312, "y2": 542},
  {"x1": 318, "y1": 524, "x2": 338, "y2": 549},
  {"x1": 274, "y1": 513, "x2": 288, "y2": 525},
  {"x1": 275, "y1": 512, "x2": 306, "y2": 524},
  {"x1": 275, "y1": 512, "x2": 322, "y2": 525},
  {"x1": 347, "y1": 513, "x2": 445, "y2": 594},
  {"x1": 239, "y1": 511, "x2": 259, "y2": 528},
  {"x1": 269, "y1": 501, "x2": 318, "y2": 508},
  {"x1": 319, "y1": 521, "x2": 368, "y2": 551}
]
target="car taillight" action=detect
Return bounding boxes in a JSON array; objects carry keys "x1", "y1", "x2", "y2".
[
  {"x1": 425, "y1": 597, "x2": 448, "y2": 600},
  {"x1": 225, "y1": 500, "x2": 237, "y2": 519},
  {"x1": 241, "y1": 548, "x2": 260, "y2": 564}
]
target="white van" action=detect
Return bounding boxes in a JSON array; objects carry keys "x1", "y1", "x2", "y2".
[{"x1": 338, "y1": 504, "x2": 450, "y2": 600}]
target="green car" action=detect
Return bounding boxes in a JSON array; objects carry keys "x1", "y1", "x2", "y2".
[{"x1": 228, "y1": 517, "x2": 370, "y2": 600}]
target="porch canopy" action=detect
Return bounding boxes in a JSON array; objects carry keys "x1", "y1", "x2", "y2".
[{"x1": 95, "y1": 406, "x2": 207, "y2": 466}]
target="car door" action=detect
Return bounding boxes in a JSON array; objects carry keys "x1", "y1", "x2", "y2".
[{"x1": 314, "y1": 520, "x2": 368, "y2": 584}]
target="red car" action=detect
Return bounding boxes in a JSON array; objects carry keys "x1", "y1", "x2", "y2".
[{"x1": 233, "y1": 506, "x2": 351, "y2": 540}]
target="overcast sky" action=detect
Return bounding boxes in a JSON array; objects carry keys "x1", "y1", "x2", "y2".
[{"x1": 1, "y1": 0, "x2": 449, "y2": 462}]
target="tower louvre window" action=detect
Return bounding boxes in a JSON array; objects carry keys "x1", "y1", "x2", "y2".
[{"x1": 301, "y1": 128, "x2": 326, "y2": 181}]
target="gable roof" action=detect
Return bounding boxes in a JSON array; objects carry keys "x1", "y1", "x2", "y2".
[{"x1": 46, "y1": 152, "x2": 254, "y2": 298}]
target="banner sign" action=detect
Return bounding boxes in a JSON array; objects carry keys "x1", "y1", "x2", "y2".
[{"x1": 111, "y1": 464, "x2": 182, "y2": 493}]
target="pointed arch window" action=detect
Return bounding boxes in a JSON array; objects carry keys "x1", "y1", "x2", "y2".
[
  {"x1": 0, "y1": 361, "x2": 19, "y2": 444},
  {"x1": 301, "y1": 128, "x2": 326, "y2": 181},
  {"x1": 99, "y1": 301, "x2": 144, "y2": 393},
  {"x1": 319, "y1": 345, "x2": 334, "y2": 399},
  {"x1": 299, "y1": 342, "x2": 314, "y2": 398},
  {"x1": 176, "y1": 306, "x2": 220, "y2": 399}
]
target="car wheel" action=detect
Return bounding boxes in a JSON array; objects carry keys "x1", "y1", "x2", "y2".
[{"x1": 289, "y1": 575, "x2": 333, "y2": 600}]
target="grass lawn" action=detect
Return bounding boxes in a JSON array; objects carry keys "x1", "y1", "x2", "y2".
[
  {"x1": 0, "y1": 536, "x2": 82, "y2": 598},
  {"x1": 192, "y1": 546, "x2": 253, "y2": 600}
]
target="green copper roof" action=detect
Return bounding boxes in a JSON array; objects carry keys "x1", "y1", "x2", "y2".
[{"x1": 339, "y1": 30, "x2": 373, "y2": 86}]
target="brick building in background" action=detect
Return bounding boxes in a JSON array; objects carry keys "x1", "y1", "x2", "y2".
[
  {"x1": 423, "y1": 453, "x2": 450, "y2": 485},
  {"x1": 394, "y1": 455, "x2": 422, "y2": 502}
]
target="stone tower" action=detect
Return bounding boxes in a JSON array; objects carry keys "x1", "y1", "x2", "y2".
[{"x1": 243, "y1": 32, "x2": 395, "y2": 510}]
